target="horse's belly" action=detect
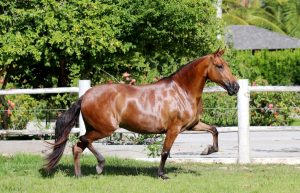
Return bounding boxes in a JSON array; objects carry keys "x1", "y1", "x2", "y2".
[
  {"x1": 123, "y1": 126, "x2": 166, "y2": 134},
  {"x1": 119, "y1": 114, "x2": 166, "y2": 134}
]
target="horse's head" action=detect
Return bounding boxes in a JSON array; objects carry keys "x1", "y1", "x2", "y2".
[{"x1": 206, "y1": 48, "x2": 239, "y2": 96}]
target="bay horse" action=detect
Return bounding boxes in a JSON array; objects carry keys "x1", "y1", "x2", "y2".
[{"x1": 45, "y1": 49, "x2": 239, "y2": 179}]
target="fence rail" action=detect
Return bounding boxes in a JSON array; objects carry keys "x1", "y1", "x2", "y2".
[
  {"x1": 0, "y1": 79, "x2": 299, "y2": 163},
  {"x1": 249, "y1": 86, "x2": 300, "y2": 92},
  {"x1": 0, "y1": 87, "x2": 79, "y2": 95}
]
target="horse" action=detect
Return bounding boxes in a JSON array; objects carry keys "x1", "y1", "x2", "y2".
[{"x1": 45, "y1": 48, "x2": 239, "y2": 179}]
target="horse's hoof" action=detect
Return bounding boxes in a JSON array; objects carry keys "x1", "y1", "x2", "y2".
[
  {"x1": 96, "y1": 165, "x2": 104, "y2": 174},
  {"x1": 201, "y1": 145, "x2": 217, "y2": 155},
  {"x1": 159, "y1": 174, "x2": 170, "y2": 180}
]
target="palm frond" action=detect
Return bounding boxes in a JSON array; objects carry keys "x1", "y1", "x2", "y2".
[
  {"x1": 223, "y1": 13, "x2": 249, "y2": 25},
  {"x1": 282, "y1": 0, "x2": 300, "y2": 38},
  {"x1": 247, "y1": 15, "x2": 286, "y2": 34},
  {"x1": 250, "y1": 9, "x2": 282, "y2": 27}
]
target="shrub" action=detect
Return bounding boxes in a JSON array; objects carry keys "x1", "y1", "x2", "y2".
[
  {"x1": 201, "y1": 79, "x2": 299, "y2": 127},
  {"x1": 202, "y1": 92, "x2": 238, "y2": 126},
  {"x1": 225, "y1": 49, "x2": 300, "y2": 85},
  {"x1": 1, "y1": 94, "x2": 47, "y2": 130},
  {"x1": 249, "y1": 79, "x2": 299, "y2": 126}
]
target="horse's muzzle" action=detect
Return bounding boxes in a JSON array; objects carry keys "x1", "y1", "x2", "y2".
[{"x1": 225, "y1": 81, "x2": 239, "y2": 96}]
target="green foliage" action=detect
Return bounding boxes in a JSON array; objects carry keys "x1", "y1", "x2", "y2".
[
  {"x1": 249, "y1": 79, "x2": 299, "y2": 126},
  {"x1": 2, "y1": 94, "x2": 47, "y2": 130},
  {"x1": 0, "y1": 82, "x2": 78, "y2": 130},
  {"x1": 223, "y1": 0, "x2": 300, "y2": 38},
  {"x1": 0, "y1": 95, "x2": 46, "y2": 130},
  {"x1": 107, "y1": 0, "x2": 221, "y2": 83},
  {"x1": 68, "y1": 133, "x2": 80, "y2": 146},
  {"x1": 0, "y1": 0, "x2": 221, "y2": 88},
  {"x1": 202, "y1": 92, "x2": 237, "y2": 126},
  {"x1": 0, "y1": 82, "x2": 48, "y2": 130},
  {"x1": 0, "y1": 0, "x2": 126, "y2": 87},
  {"x1": 225, "y1": 49, "x2": 300, "y2": 85},
  {"x1": 250, "y1": 92, "x2": 296, "y2": 126},
  {"x1": 145, "y1": 134, "x2": 165, "y2": 158},
  {"x1": 201, "y1": 84, "x2": 299, "y2": 127},
  {"x1": 264, "y1": 0, "x2": 300, "y2": 38}
]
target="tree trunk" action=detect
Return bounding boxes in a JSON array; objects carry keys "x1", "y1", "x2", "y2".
[{"x1": 58, "y1": 59, "x2": 69, "y2": 87}]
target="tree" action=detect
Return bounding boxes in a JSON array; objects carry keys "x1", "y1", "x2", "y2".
[
  {"x1": 281, "y1": 0, "x2": 300, "y2": 38},
  {"x1": 223, "y1": 0, "x2": 286, "y2": 34},
  {"x1": 223, "y1": 0, "x2": 300, "y2": 38},
  {"x1": 0, "y1": 0, "x2": 128, "y2": 88},
  {"x1": 0, "y1": 0, "x2": 221, "y2": 88}
]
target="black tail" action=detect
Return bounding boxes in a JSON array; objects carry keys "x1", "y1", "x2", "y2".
[{"x1": 45, "y1": 98, "x2": 82, "y2": 171}]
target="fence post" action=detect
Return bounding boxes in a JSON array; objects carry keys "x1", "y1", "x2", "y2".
[
  {"x1": 237, "y1": 79, "x2": 250, "y2": 164},
  {"x1": 78, "y1": 80, "x2": 91, "y2": 136}
]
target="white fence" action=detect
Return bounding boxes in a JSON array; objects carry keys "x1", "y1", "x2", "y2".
[
  {"x1": 0, "y1": 79, "x2": 299, "y2": 163},
  {"x1": 0, "y1": 80, "x2": 91, "y2": 136},
  {"x1": 236, "y1": 79, "x2": 300, "y2": 163}
]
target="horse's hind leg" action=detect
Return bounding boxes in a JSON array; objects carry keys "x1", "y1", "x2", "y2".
[
  {"x1": 79, "y1": 130, "x2": 111, "y2": 175},
  {"x1": 73, "y1": 139, "x2": 88, "y2": 177},
  {"x1": 191, "y1": 121, "x2": 219, "y2": 155}
]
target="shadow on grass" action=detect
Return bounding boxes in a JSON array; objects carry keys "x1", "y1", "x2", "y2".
[{"x1": 39, "y1": 163, "x2": 200, "y2": 178}]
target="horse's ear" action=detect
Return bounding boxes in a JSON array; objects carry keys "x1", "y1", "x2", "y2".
[
  {"x1": 218, "y1": 48, "x2": 226, "y2": 56},
  {"x1": 213, "y1": 47, "x2": 221, "y2": 57},
  {"x1": 213, "y1": 47, "x2": 225, "y2": 57}
]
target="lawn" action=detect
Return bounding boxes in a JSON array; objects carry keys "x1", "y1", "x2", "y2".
[{"x1": 0, "y1": 154, "x2": 299, "y2": 193}]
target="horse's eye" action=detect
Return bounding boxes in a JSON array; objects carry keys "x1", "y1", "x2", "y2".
[{"x1": 216, "y1": 64, "x2": 223, "y2": 69}]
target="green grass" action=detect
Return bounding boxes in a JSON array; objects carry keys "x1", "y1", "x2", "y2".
[
  {"x1": 0, "y1": 154, "x2": 299, "y2": 193},
  {"x1": 291, "y1": 119, "x2": 300, "y2": 126}
]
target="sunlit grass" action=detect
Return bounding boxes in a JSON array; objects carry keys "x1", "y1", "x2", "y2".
[{"x1": 0, "y1": 154, "x2": 299, "y2": 193}]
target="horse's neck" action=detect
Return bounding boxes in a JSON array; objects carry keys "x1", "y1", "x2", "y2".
[{"x1": 172, "y1": 57, "x2": 208, "y2": 99}]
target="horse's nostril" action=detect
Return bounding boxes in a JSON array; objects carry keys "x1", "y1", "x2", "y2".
[
  {"x1": 235, "y1": 83, "x2": 240, "y2": 92},
  {"x1": 224, "y1": 82, "x2": 239, "y2": 95}
]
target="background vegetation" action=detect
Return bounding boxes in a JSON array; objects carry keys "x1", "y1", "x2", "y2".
[
  {"x1": 223, "y1": 0, "x2": 300, "y2": 38},
  {"x1": 0, "y1": 0, "x2": 220, "y2": 89}
]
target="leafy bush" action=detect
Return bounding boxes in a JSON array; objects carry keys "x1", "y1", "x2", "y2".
[
  {"x1": 249, "y1": 79, "x2": 299, "y2": 126},
  {"x1": 0, "y1": 81, "x2": 79, "y2": 130},
  {"x1": 201, "y1": 79, "x2": 299, "y2": 127},
  {"x1": 250, "y1": 92, "x2": 296, "y2": 126},
  {"x1": 202, "y1": 92, "x2": 238, "y2": 126},
  {"x1": 225, "y1": 49, "x2": 300, "y2": 85},
  {"x1": 1, "y1": 94, "x2": 47, "y2": 130}
]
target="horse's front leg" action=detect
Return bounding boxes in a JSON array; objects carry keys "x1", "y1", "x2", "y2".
[
  {"x1": 191, "y1": 121, "x2": 219, "y2": 155},
  {"x1": 158, "y1": 127, "x2": 180, "y2": 180}
]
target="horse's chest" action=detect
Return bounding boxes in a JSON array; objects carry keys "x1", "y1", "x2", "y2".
[
  {"x1": 180, "y1": 100, "x2": 203, "y2": 130},
  {"x1": 181, "y1": 111, "x2": 200, "y2": 130}
]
